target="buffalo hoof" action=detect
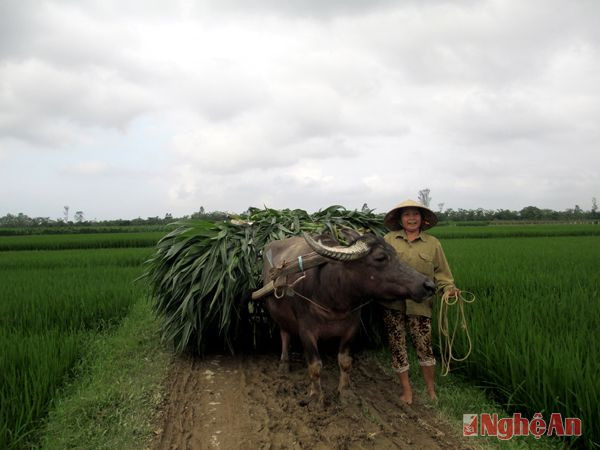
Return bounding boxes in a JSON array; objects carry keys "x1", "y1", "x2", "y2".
[
  {"x1": 338, "y1": 388, "x2": 361, "y2": 408},
  {"x1": 278, "y1": 361, "x2": 290, "y2": 374},
  {"x1": 298, "y1": 392, "x2": 325, "y2": 409}
]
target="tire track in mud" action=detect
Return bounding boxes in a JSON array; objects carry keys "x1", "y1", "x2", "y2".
[{"x1": 152, "y1": 352, "x2": 472, "y2": 449}]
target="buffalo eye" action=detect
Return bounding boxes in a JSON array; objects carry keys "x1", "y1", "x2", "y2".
[{"x1": 373, "y1": 253, "x2": 388, "y2": 263}]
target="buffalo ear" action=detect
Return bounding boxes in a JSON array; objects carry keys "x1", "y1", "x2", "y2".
[
  {"x1": 316, "y1": 232, "x2": 339, "y2": 246},
  {"x1": 339, "y1": 227, "x2": 362, "y2": 243}
]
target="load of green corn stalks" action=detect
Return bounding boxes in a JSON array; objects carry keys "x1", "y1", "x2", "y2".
[{"x1": 142, "y1": 205, "x2": 387, "y2": 354}]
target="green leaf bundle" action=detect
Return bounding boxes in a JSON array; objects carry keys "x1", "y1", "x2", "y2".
[{"x1": 142, "y1": 207, "x2": 386, "y2": 354}]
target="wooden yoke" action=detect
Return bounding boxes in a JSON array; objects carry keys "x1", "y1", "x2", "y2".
[{"x1": 251, "y1": 251, "x2": 328, "y2": 300}]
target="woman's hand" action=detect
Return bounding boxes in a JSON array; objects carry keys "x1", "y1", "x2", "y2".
[{"x1": 446, "y1": 286, "x2": 461, "y2": 298}]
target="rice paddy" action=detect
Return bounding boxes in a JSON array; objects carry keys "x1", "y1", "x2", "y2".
[
  {"x1": 0, "y1": 246, "x2": 152, "y2": 449},
  {"x1": 0, "y1": 232, "x2": 164, "y2": 251},
  {"x1": 1, "y1": 222, "x2": 598, "y2": 447},
  {"x1": 438, "y1": 236, "x2": 600, "y2": 447},
  {"x1": 429, "y1": 222, "x2": 600, "y2": 239}
]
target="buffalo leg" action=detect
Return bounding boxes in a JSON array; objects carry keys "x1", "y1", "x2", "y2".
[
  {"x1": 338, "y1": 326, "x2": 358, "y2": 393},
  {"x1": 279, "y1": 329, "x2": 291, "y2": 373},
  {"x1": 307, "y1": 360, "x2": 323, "y2": 400},
  {"x1": 337, "y1": 342, "x2": 353, "y2": 393},
  {"x1": 301, "y1": 333, "x2": 323, "y2": 401},
  {"x1": 337, "y1": 349, "x2": 352, "y2": 392}
]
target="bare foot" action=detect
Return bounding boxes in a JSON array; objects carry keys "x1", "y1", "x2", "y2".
[
  {"x1": 427, "y1": 387, "x2": 437, "y2": 402},
  {"x1": 400, "y1": 390, "x2": 413, "y2": 405},
  {"x1": 397, "y1": 371, "x2": 413, "y2": 405}
]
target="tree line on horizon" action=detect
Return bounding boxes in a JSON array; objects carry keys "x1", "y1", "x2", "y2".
[
  {"x1": 1, "y1": 201, "x2": 598, "y2": 229},
  {"x1": 437, "y1": 204, "x2": 598, "y2": 222}
]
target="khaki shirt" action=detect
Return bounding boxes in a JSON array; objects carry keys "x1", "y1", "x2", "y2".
[{"x1": 384, "y1": 230, "x2": 455, "y2": 317}]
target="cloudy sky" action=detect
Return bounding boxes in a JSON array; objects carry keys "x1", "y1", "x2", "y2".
[{"x1": 1, "y1": 0, "x2": 598, "y2": 220}]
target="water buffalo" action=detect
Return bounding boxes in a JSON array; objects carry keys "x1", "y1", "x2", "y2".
[{"x1": 260, "y1": 231, "x2": 435, "y2": 403}]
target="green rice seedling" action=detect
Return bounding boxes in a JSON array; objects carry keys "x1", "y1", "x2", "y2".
[
  {"x1": 0, "y1": 232, "x2": 166, "y2": 251},
  {"x1": 436, "y1": 236, "x2": 600, "y2": 447},
  {"x1": 0, "y1": 266, "x2": 142, "y2": 332},
  {"x1": 0, "y1": 248, "x2": 152, "y2": 269},
  {"x1": 430, "y1": 223, "x2": 600, "y2": 239},
  {"x1": 0, "y1": 330, "x2": 83, "y2": 450},
  {"x1": 0, "y1": 225, "x2": 167, "y2": 236},
  {"x1": 0, "y1": 246, "x2": 149, "y2": 449}
]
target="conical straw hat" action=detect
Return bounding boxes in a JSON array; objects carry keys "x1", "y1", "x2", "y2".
[{"x1": 384, "y1": 199, "x2": 439, "y2": 231}]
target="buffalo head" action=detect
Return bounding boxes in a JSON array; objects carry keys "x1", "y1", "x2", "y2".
[{"x1": 303, "y1": 232, "x2": 435, "y2": 303}]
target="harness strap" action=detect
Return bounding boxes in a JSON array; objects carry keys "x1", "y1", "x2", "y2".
[
  {"x1": 268, "y1": 251, "x2": 327, "y2": 281},
  {"x1": 253, "y1": 251, "x2": 328, "y2": 301},
  {"x1": 290, "y1": 287, "x2": 372, "y2": 316}
]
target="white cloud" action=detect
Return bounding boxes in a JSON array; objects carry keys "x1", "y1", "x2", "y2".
[
  {"x1": 1, "y1": 0, "x2": 599, "y2": 218},
  {"x1": 0, "y1": 59, "x2": 154, "y2": 146},
  {"x1": 60, "y1": 161, "x2": 111, "y2": 176}
]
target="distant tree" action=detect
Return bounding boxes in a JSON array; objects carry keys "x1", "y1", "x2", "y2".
[
  {"x1": 519, "y1": 206, "x2": 542, "y2": 220},
  {"x1": 538, "y1": 209, "x2": 559, "y2": 220},
  {"x1": 591, "y1": 197, "x2": 598, "y2": 216},
  {"x1": 33, "y1": 217, "x2": 53, "y2": 226},
  {"x1": 191, "y1": 207, "x2": 229, "y2": 221},
  {"x1": 74, "y1": 211, "x2": 84, "y2": 223},
  {"x1": 0, "y1": 213, "x2": 29, "y2": 227},
  {"x1": 494, "y1": 209, "x2": 518, "y2": 220},
  {"x1": 63, "y1": 206, "x2": 70, "y2": 222},
  {"x1": 205, "y1": 211, "x2": 229, "y2": 221},
  {"x1": 418, "y1": 188, "x2": 431, "y2": 207},
  {"x1": 191, "y1": 206, "x2": 208, "y2": 219},
  {"x1": 439, "y1": 208, "x2": 453, "y2": 221},
  {"x1": 437, "y1": 203, "x2": 444, "y2": 213},
  {"x1": 361, "y1": 203, "x2": 370, "y2": 213}
]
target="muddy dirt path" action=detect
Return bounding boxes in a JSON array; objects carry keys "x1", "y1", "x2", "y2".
[{"x1": 152, "y1": 352, "x2": 472, "y2": 449}]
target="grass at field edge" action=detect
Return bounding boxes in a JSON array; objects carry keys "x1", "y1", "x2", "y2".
[
  {"x1": 37, "y1": 299, "x2": 566, "y2": 450},
  {"x1": 371, "y1": 347, "x2": 566, "y2": 449},
  {"x1": 40, "y1": 299, "x2": 171, "y2": 450}
]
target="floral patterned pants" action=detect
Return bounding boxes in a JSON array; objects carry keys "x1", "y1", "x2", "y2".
[{"x1": 383, "y1": 308, "x2": 436, "y2": 373}]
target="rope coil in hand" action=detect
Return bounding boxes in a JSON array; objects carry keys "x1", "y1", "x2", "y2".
[{"x1": 438, "y1": 290, "x2": 475, "y2": 376}]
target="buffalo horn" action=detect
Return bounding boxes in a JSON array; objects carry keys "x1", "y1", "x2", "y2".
[{"x1": 302, "y1": 232, "x2": 370, "y2": 261}]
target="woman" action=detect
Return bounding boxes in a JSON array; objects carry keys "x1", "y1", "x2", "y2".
[{"x1": 382, "y1": 199, "x2": 460, "y2": 404}]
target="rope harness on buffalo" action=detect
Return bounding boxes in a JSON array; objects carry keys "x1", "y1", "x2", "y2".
[
  {"x1": 252, "y1": 250, "x2": 327, "y2": 301},
  {"x1": 252, "y1": 250, "x2": 372, "y2": 316},
  {"x1": 437, "y1": 290, "x2": 476, "y2": 376}
]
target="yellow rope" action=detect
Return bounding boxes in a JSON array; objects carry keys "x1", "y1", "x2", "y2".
[{"x1": 438, "y1": 290, "x2": 476, "y2": 376}]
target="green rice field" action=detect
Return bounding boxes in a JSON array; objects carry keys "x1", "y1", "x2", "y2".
[
  {"x1": 0, "y1": 225, "x2": 167, "y2": 236},
  {"x1": 429, "y1": 222, "x2": 600, "y2": 239},
  {"x1": 438, "y1": 235, "x2": 600, "y2": 447},
  {"x1": 0, "y1": 246, "x2": 152, "y2": 449},
  {"x1": 0, "y1": 232, "x2": 164, "y2": 251},
  {"x1": 0, "y1": 223, "x2": 598, "y2": 448}
]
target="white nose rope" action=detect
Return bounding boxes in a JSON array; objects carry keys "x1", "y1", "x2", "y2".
[{"x1": 438, "y1": 290, "x2": 476, "y2": 377}]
